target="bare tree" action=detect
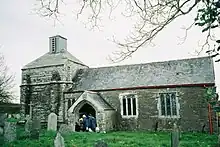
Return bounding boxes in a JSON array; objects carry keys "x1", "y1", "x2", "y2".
[
  {"x1": 0, "y1": 53, "x2": 15, "y2": 103},
  {"x1": 34, "y1": 0, "x2": 220, "y2": 62}
]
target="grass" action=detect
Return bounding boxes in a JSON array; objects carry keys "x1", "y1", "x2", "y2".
[{"x1": 1, "y1": 129, "x2": 218, "y2": 147}]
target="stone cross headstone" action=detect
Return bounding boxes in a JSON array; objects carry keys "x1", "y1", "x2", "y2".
[
  {"x1": 4, "y1": 121, "x2": 17, "y2": 142},
  {"x1": 54, "y1": 132, "x2": 65, "y2": 147},
  {"x1": 94, "y1": 140, "x2": 108, "y2": 147},
  {"x1": 47, "y1": 113, "x2": 57, "y2": 131},
  {"x1": 171, "y1": 123, "x2": 180, "y2": 147}
]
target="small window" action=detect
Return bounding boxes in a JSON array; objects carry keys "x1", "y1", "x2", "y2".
[
  {"x1": 120, "y1": 93, "x2": 138, "y2": 118},
  {"x1": 158, "y1": 92, "x2": 179, "y2": 118},
  {"x1": 68, "y1": 99, "x2": 71, "y2": 109}
]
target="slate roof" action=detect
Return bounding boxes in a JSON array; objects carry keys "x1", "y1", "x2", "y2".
[
  {"x1": 22, "y1": 50, "x2": 85, "y2": 69},
  {"x1": 73, "y1": 56, "x2": 215, "y2": 91}
]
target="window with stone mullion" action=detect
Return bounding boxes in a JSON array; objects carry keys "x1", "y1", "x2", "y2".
[
  {"x1": 121, "y1": 94, "x2": 137, "y2": 116},
  {"x1": 160, "y1": 93, "x2": 177, "y2": 117}
]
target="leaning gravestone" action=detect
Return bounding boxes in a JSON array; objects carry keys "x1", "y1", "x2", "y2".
[
  {"x1": 4, "y1": 121, "x2": 17, "y2": 142},
  {"x1": 47, "y1": 113, "x2": 57, "y2": 131},
  {"x1": 94, "y1": 140, "x2": 108, "y2": 147},
  {"x1": 54, "y1": 132, "x2": 65, "y2": 147}
]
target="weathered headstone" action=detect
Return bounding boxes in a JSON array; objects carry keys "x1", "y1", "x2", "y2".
[
  {"x1": 59, "y1": 124, "x2": 72, "y2": 134},
  {"x1": 47, "y1": 113, "x2": 57, "y2": 131},
  {"x1": 94, "y1": 140, "x2": 108, "y2": 147},
  {"x1": 30, "y1": 117, "x2": 41, "y2": 140},
  {"x1": 54, "y1": 132, "x2": 65, "y2": 147},
  {"x1": 4, "y1": 121, "x2": 17, "y2": 142},
  {"x1": 171, "y1": 123, "x2": 180, "y2": 147}
]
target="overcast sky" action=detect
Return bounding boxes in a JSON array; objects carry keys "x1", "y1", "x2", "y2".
[{"x1": 1, "y1": 0, "x2": 220, "y2": 103}]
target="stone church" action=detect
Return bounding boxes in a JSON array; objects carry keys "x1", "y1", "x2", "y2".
[{"x1": 20, "y1": 35, "x2": 216, "y2": 132}]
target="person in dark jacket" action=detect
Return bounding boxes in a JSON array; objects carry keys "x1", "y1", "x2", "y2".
[
  {"x1": 88, "y1": 114, "x2": 97, "y2": 132},
  {"x1": 82, "y1": 114, "x2": 89, "y2": 132}
]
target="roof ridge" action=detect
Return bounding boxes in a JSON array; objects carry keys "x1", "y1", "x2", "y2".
[{"x1": 87, "y1": 56, "x2": 211, "y2": 70}]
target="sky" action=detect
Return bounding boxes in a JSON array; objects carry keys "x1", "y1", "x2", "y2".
[{"x1": 1, "y1": 0, "x2": 220, "y2": 103}]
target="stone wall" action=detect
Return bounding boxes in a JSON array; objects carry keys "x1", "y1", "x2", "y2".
[
  {"x1": 85, "y1": 86, "x2": 215, "y2": 132},
  {"x1": 21, "y1": 65, "x2": 64, "y2": 84},
  {"x1": 64, "y1": 93, "x2": 82, "y2": 122},
  {"x1": 104, "y1": 110, "x2": 116, "y2": 131},
  {"x1": 20, "y1": 62, "x2": 87, "y2": 123}
]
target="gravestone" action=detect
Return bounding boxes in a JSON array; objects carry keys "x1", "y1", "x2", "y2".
[
  {"x1": 25, "y1": 116, "x2": 32, "y2": 136},
  {"x1": 47, "y1": 113, "x2": 57, "y2": 131},
  {"x1": 94, "y1": 140, "x2": 108, "y2": 147},
  {"x1": 171, "y1": 123, "x2": 180, "y2": 147},
  {"x1": 54, "y1": 132, "x2": 65, "y2": 147},
  {"x1": 30, "y1": 117, "x2": 41, "y2": 140},
  {"x1": 4, "y1": 121, "x2": 17, "y2": 142}
]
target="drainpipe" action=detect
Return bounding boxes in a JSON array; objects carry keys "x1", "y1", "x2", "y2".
[{"x1": 208, "y1": 103, "x2": 213, "y2": 134}]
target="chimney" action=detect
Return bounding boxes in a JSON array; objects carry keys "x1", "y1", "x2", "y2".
[{"x1": 49, "y1": 35, "x2": 67, "y2": 53}]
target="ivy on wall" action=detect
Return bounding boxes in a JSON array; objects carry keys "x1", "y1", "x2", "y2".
[
  {"x1": 24, "y1": 74, "x2": 32, "y2": 115},
  {"x1": 51, "y1": 71, "x2": 61, "y2": 115}
]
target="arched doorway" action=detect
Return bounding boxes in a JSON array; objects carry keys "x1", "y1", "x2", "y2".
[{"x1": 79, "y1": 103, "x2": 96, "y2": 118}]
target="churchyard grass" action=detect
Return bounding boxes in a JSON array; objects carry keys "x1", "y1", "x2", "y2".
[{"x1": 2, "y1": 128, "x2": 218, "y2": 147}]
